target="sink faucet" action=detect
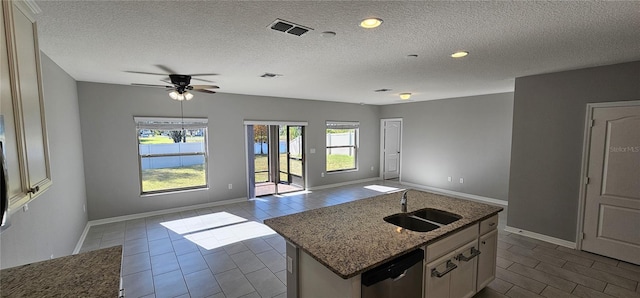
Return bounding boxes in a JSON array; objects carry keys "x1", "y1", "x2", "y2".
[{"x1": 401, "y1": 190, "x2": 409, "y2": 213}]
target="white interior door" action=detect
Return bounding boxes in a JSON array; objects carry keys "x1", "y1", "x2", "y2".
[
  {"x1": 383, "y1": 120, "x2": 401, "y2": 180},
  {"x1": 582, "y1": 103, "x2": 640, "y2": 265}
]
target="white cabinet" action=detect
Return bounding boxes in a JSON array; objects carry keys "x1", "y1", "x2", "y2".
[
  {"x1": 424, "y1": 225, "x2": 480, "y2": 298},
  {"x1": 1, "y1": 0, "x2": 52, "y2": 210},
  {"x1": 476, "y1": 216, "x2": 499, "y2": 290},
  {"x1": 425, "y1": 240, "x2": 479, "y2": 298}
]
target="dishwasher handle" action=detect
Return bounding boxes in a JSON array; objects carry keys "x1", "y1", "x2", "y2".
[{"x1": 431, "y1": 260, "x2": 457, "y2": 278}]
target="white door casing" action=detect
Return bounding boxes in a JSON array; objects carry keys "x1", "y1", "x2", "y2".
[
  {"x1": 581, "y1": 103, "x2": 640, "y2": 265},
  {"x1": 382, "y1": 119, "x2": 402, "y2": 180}
]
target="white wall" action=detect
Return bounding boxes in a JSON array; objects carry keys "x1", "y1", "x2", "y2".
[
  {"x1": 77, "y1": 82, "x2": 381, "y2": 220},
  {"x1": 0, "y1": 53, "x2": 88, "y2": 269},
  {"x1": 380, "y1": 93, "x2": 514, "y2": 201}
]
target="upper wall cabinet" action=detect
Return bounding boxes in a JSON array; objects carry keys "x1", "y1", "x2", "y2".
[{"x1": 1, "y1": 0, "x2": 52, "y2": 210}]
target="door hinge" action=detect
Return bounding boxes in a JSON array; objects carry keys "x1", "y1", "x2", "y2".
[
  {"x1": 590, "y1": 119, "x2": 595, "y2": 127},
  {"x1": 580, "y1": 232, "x2": 585, "y2": 240},
  {"x1": 585, "y1": 177, "x2": 590, "y2": 185}
]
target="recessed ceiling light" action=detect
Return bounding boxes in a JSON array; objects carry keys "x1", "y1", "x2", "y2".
[
  {"x1": 360, "y1": 18, "x2": 383, "y2": 29},
  {"x1": 399, "y1": 93, "x2": 412, "y2": 100},
  {"x1": 451, "y1": 51, "x2": 469, "y2": 58},
  {"x1": 321, "y1": 31, "x2": 337, "y2": 38}
]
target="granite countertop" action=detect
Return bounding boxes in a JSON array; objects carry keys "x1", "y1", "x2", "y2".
[
  {"x1": 0, "y1": 246, "x2": 122, "y2": 298},
  {"x1": 264, "y1": 189, "x2": 503, "y2": 279}
]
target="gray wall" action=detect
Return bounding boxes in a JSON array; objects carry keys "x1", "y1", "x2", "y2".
[
  {"x1": 77, "y1": 82, "x2": 381, "y2": 220},
  {"x1": 508, "y1": 61, "x2": 640, "y2": 242},
  {"x1": 0, "y1": 54, "x2": 88, "y2": 269},
  {"x1": 380, "y1": 93, "x2": 514, "y2": 201}
]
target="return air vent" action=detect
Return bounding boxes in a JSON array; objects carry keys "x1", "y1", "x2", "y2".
[{"x1": 269, "y1": 19, "x2": 313, "y2": 36}]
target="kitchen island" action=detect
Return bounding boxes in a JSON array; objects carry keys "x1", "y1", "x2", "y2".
[
  {"x1": 264, "y1": 189, "x2": 503, "y2": 298},
  {"x1": 0, "y1": 246, "x2": 122, "y2": 298}
]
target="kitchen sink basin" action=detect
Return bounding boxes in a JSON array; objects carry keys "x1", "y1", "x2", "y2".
[
  {"x1": 384, "y1": 213, "x2": 439, "y2": 232},
  {"x1": 412, "y1": 208, "x2": 461, "y2": 225},
  {"x1": 384, "y1": 208, "x2": 461, "y2": 232}
]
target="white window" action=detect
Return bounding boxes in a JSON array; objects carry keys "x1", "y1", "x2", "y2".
[
  {"x1": 326, "y1": 121, "x2": 359, "y2": 172},
  {"x1": 135, "y1": 117, "x2": 208, "y2": 194}
]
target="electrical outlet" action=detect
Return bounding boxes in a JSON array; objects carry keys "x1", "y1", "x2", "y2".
[
  {"x1": 459, "y1": 178, "x2": 464, "y2": 184},
  {"x1": 50, "y1": 254, "x2": 54, "y2": 260},
  {"x1": 321, "y1": 172, "x2": 325, "y2": 177},
  {"x1": 310, "y1": 148, "x2": 316, "y2": 154},
  {"x1": 228, "y1": 184, "x2": 233, "y2": 190},
  {"x1": 447, "y1": 176, "x2": 452, "y2": 182},
  {"x1": 83, "y1": 204, "x2": 86, "y2": 213},
  {"x1": 370, "y1": 166, "x2": 374, "y2": 171},
  {"x1": 287, "y1": 256, "x2": 293, "y2": 273},
  {"x1": 23, "y1": 204, "x2": 29, "y2": 212}
]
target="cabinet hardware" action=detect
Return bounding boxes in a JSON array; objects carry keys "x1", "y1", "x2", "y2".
[
  {"x1": 431, "y1": 260, "x2": 457, "y2": 278},
  {"x1": 489, "y1": 222, "x2": 495, "y2": 227},
  {"x1": 481, "y1": 240, "x2": 486, "y2": 245},
  {"x1": 28, "y1": 186, "x2": 40, "y2": 194},
  {"x1": 392, "y1": 270, "x2": 407, "y2": 281},
  {"x1": 455, "y1": 247, "x2": 481, "y2": 262}
]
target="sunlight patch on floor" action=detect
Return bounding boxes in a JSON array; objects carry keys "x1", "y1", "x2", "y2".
[
  {"x1": 185, "y1": 221, "x2": 277, "y2": 250},
  {"x1": 364, "y1": 184, "x2": 404, "y2": 193},
  {"x1": 160, "y1": 212, "x2": 247, "y2": 235}
]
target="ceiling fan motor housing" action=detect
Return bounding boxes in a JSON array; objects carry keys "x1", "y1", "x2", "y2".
[{"x1": 169, "y1": 74, "x2": 192, "y2": 87}]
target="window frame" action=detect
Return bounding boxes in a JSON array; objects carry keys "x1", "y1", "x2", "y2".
[
  {"x1": 134, "y1": 116, "x2": 209, "y2": 195},
  {"x1": 325, "y1": 121, "x2": 359, "y2": 173}
]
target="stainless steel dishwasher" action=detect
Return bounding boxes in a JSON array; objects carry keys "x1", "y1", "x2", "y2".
[{"x1": 361, "y1": 249, "x2": 424, "y2": 298}]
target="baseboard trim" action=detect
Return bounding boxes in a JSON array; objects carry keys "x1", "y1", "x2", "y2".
[
  {"x1": 505, "y1": 226, "x2": 576, "y2": 249},
  {"x1": 400, "y1": 181, "x2": 508, "y2": 207},
  {"x1": 73, "y1": 222, "x2": 92, "y2": 254},
  {"x1": 308, "y1": 177, "x2": 380, "y2": 191},
  {"x1": 73, "y1": 197, "x2": 247, "y2": 254}
]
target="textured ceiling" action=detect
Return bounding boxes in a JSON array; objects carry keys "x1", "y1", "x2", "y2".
[{"x1": 34, "y1": 1, "x2": 640, "y2": 105}]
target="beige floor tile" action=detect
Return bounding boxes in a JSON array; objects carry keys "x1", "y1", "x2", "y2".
[
  {"x1": 474, "y1": 287, "x2": 509, "y2": 298},
  {"x1": 604, "y1": 284, "x2": 640, "y2": 298},
  {"x1": 496, "y1": 267, "x2": 546, "y2": 293},
  {"x1": 487, "y1": 277, "x2": 513, "y2": 294},
  {"x1": 508, "y1": 244, "x2": 567, "y2": 267},
  {"x1": 617, "y1": 261, "x2": 640, "y2": 274},
  {"x1": 533, "y1": 246, "x2": 594, "y2": 267},
  {"x1": 592, "y1": 262, "x2": 640, "y2": 283},
  {"x1": 572, "y1": 285, "x2": 615, "y2": 298},
  {"x1": 508, "y1": 262, "x2": 577, "y2": 293},
  {"x1": 541, "y1": 286, "x2": 579, "y2": 298},
  {"x1": 563, "y1": 261, "x2": 638, "y2": 291},
  {"x1": 535, "y1": 262, "x2": 606, "y2": 292},
  {"x1": 498, "y1": 247, "x2": 540, "y2": 268},
  {"x1": 505, "y1": 285, "x2": 545, "y2": 298},
  {"x1": 556, "y1": 247, "x2": 619, "y2": 266}
]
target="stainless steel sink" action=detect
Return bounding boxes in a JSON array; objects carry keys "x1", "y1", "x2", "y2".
[
  {"x1": 384, "y1": 213, "x2": 440, "y2": 232},
  {"x1": 412, "y1": 208, "x2": 461, "y2": 225},
  {"x1": 384, "y1": 208, "x2": 461, "y2": 232}
]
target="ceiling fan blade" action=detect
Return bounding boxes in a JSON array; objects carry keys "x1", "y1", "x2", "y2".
[
  {"x1": 191, "y1": 85, "x2": 220, "y2": 89},
  {"x1": 132, "y1": 83, "x2": 174, "y2": 89},
  {"x1": 189, "y1": 73, "x2": 218, "y2": 77},
  {"x1": 125, "y1": 71, "x2": 169, "y2": 76},
  {"x1": 155, "y1": 64, "x2": 178, "y2": 74},
  {"x1": 191, "y1": 77, "x2": 217, "y2": 83},
  {"x1": 192, "y1": 89, "x2": 217, "y2": 94}
]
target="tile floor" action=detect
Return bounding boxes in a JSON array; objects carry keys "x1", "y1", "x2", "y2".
[{"x1": 80, "y1": 181, "x2": 640, "y2": 298}]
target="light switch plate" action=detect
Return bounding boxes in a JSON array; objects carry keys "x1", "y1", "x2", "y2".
[{"x1": 310, "y1": 148, "x2": 316, "y2": 154}]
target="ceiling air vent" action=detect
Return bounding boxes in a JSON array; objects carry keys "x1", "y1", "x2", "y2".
[{"x1": 269, "y1": 19, "x2": 313, "y2": 37}]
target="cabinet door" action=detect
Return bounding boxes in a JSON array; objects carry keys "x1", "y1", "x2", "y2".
[
  {"x1": 477, "y1": 229, "x2": 498, "y2": 290},
  {"x1": 4, "y1": 1, "x2": 51, "y2": 207},
  {"x1": 450, "y1": 240, "x2": 478, "y2": 298},
  {"x1": 424, "y1": 251, "x2": 456, "y2": 298}
]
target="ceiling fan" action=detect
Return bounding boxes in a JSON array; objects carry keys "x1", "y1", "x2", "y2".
[{"x1": 128, "y1": 65, "x2": 219, "y2": 101}]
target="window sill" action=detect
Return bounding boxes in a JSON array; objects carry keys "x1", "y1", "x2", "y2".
[
  {"x1": 326, "y1": 168, "x2": 359, "y2": 175},
  {"x1": 140, "y1": 186, "x2": 209, "y2": 198}
]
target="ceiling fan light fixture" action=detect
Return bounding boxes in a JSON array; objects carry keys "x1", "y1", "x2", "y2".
[
  {"x1": 399, "y1": 93, "x2": 412, "y2": 100},
  {"x1": 451, "y1": 51, "x2": 469, "y2": 58},
  {"x1": 169, "y1": 90, "x2": 180, "y2": 100},
  {"x1": 184, "y1": 92, "x2": 194, "y2": 101},
  {"x1": 360, "y1": 18, "x2": 383, "y2": 29}
]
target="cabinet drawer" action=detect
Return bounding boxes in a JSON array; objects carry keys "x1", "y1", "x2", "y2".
[
  {"x1": 479, "y1": 215, "x2": 498, "y2": 235},
  {"x1": 426, "y1": 224, "x2": 478, "y2": 263}
]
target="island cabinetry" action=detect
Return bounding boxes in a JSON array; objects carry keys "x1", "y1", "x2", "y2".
[
  {"x1": 424, "y1": 224, "x2": 479, "y2": 298},
  {"x1": 476, "y1": 215, "x2": 499, "y2": 289},
  {"x1": 1, "y1": 0, "x2": 52, "y2": 210}
]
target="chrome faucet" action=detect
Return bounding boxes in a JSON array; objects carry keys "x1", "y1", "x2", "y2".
[{"x1": 401, "y1": 190, "x2": 409, "y2": 213}]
